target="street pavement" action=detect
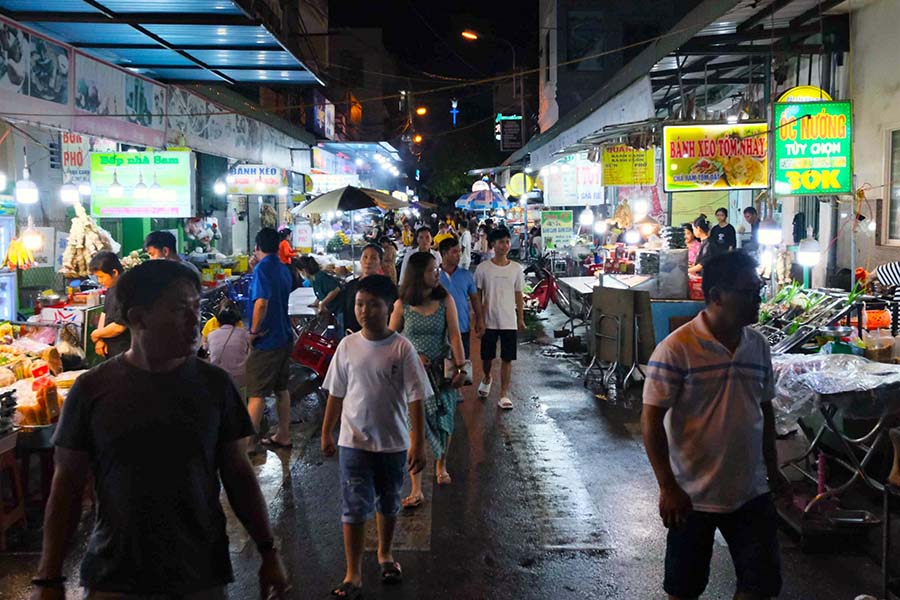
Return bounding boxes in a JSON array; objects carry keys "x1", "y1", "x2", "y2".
[{"x1": 0, "y1": 307, "x2": 888, "y2": 599}]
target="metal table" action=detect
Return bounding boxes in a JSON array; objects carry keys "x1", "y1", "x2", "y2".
[{"x1": 556, "y1": 276, "x2": 597, "y2": 334}]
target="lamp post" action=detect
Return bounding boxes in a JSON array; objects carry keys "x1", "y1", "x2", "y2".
[{"x1": 462, "y1": 29, "x2": 525, "y2": 142}]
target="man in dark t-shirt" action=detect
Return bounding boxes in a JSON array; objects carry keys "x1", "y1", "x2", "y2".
[
  {"x1": 32, "y1": 261, "x2": 289, "y2": 598},
  {"x1": 88, "y1": 252, "x2": 130, "y2": 359}
]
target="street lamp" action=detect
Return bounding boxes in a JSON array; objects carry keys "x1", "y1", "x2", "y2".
[
  {"x1": 415, "y1": 106, "x2": 428, "y2": 116},
  {"x1": 413, "y1": 134, "x2": 424, "y2": 144},
  {"x1": 462, "y1": 29, "x2": 524, "y2": 136}
]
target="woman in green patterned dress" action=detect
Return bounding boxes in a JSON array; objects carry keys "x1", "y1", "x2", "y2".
[{"x1": 390, "y1": 251, "x2": 467, "y2": 508}]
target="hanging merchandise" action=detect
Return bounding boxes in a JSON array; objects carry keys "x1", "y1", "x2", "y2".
[
  {"x1": 3, "y1": 237, "x2": 34, "y2": 270},
  {"x1": 60, "y1": 203, "x2": 120, "y2": 277}
]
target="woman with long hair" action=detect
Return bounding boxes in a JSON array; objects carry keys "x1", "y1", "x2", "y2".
[
  {"x1": 390, "y1": 252, "x2": 467, "y2": 507},
  {"x1": 688, "y1": 215, "x2": 712, "y2": 275}
]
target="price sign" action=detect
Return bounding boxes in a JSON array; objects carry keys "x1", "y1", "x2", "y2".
[{"x1": 774, "y1": 101, "x2": 852, "y2": 195}]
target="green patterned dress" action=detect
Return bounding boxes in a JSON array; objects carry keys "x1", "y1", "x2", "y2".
[{"x1": 403, "y1": 300, "x2": 459, "y2": 457}]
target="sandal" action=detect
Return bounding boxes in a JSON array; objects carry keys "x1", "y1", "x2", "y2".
[
  {"x1": 380, "y1": 561, "x2": 403, "y2": 585},
  {"x1": 331, "y1": 582, "x2": 362, "y2": 599},
  {"x1": 401, "y1": 493, "x2": 424, "y2": 509},
  {"x1": 436, "y1": 472, "x2": 452, "y2": 486},
  {"x1": 261, "y1": 436, "x2": 293, "y2": 449}
]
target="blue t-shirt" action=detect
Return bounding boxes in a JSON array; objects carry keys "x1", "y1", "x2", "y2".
[
  {"x1": 440, "y1": 267, "x2": 477, "y2": 333},
  {"x1": 249, "y1": 254, "x2": 293, "y2": 350}
]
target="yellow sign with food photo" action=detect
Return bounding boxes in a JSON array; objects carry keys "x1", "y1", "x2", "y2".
[{"x1": 663, "y1": 123, "x2": 768, "y2": 192}]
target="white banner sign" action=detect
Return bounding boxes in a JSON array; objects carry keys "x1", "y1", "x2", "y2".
[{"x1": 61, "y1": 131, "x2": 117, "y2": 184}]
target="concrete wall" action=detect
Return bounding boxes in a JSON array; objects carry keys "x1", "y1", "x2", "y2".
[{"x1": 843, "y1": 0, "x2": 900, "y2": 272}]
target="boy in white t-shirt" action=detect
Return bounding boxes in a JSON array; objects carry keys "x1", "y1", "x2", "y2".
[
  {"x1": 321, "y1": 275, "x2": 429, "y2": 598},
  {"x1": 474, "y1": 228, "x2": 525, "y2": 410}
]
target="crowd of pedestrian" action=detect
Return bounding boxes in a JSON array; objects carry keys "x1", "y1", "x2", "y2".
[{"x1": 27, "y1": 211, "x2": 787, "y2": 600}]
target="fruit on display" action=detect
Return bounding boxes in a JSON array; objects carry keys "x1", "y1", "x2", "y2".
[
  {"x1": 60, "y1": 203, "x2": 119, "y2": 277},
  {"x1": 2, "y1": 238, "x2": 34, "y2": 270}
]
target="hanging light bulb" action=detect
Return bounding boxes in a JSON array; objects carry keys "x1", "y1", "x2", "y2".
[
  {"x1": 624, "y1": 229, "x2": 641, "y2": 245},
  {"x1": 133, "y1": 170, "x2": 148, "y2": 199},
  {"x1": 149, "y1": 172, "x2": 163, "y2": 201},
  {"x1": 78, "y1": 183, "x2": 92, "y2": 197},
  {"x1": 22, "y1": 216, "x2": 43, "y2": 251},
  {"x1": 594, "y1": 220, "x2": 608, "y2": 235},
  {"x1": 213, "y1": 180, "x2": 227, "y2": 196},
  {"x1": 15, "y1": 149, "x2": 38, "y2": 205},
  {"x1": 59, "y1": 178, "x2": 80, "y2": 204},
  {"x1": 797, "y1": 227, "x2": 821, "y2": 267},
  {"x1": 579, "y1": 207, "x2": 594, "y2": 226},
  {"x1": 108, "y1": 168, "x2": 124, "y2": 199},
  {"x1": 757, "y1": 219, "x2": 783, "y2": 246}
]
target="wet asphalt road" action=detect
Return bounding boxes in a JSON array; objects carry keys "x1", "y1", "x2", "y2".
[{"x1": 0, "y1": 306, "x2": 888, "y2": 599}]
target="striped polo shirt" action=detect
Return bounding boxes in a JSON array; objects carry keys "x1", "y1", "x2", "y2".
[
  {"x1": 876, "y1": 262, "x2": 900, "y2": 304},
  {"x1": 643, "y1": 311, "x2": 774, "y2": 513}
]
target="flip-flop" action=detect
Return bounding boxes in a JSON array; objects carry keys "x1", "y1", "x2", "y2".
[
  {"x1": 436, "y1": 472, "x2": 452, "y2": 486},
  {"x1": 331, "y1": 582, "x2": 362, "y2": 599},
  {"x1": 401, "y1": 494, "x2": 424, "y2": 509},
  {"x1": 261, "y1": 437, "x2": 293, "y2": 449},
  {"x1": 380, "y1": 561, "x2": 403, "y2": 585},
  {"x1": 498, "y1": 396, "x2": 514, "y2": 410}
]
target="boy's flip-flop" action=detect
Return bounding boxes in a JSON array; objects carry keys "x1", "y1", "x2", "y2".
[
  {"x1": 331, "y1": 582, "x2": 362, "y2": 599},
  {"x1": 498, "y1": 396, "x2": 514, "y2": 410},
  {"x1": 401, "y1": 494, "x2": 424, "y2": 509},
  {"x1": 380, "y1": 561, "x2": 403, "y2": 585},
  {"x1": 477, "y1": 380, "x2": 492, "y2": 398},
  {"x1": 261, "y1": 437, "x2": 293, "y2": 449}
]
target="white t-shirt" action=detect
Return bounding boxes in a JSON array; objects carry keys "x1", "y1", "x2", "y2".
[
  {"x1": 643, "y1": 312, "x2": 774, "y2": 513},
  {"x1": 399, "y1": 248, "x2": 441, "y2": 282},
  {"x1": 459, "y1": 230, "x2": 473, "y2": 267},
  {"x1": 475, "y1": 259, "x2": 524, "y2": 330},
  {"x1": 322, "y1": 331, "x2": 430, "y2": 453}
]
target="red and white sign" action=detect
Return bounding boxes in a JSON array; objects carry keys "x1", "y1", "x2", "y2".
[{"x1": 61, "y1": 132, "x2": 117, "y2": 184}]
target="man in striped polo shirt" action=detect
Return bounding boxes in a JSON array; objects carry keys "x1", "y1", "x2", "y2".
[{"x1": 642, "y1": 251, "x2": 790, "y2": 600}]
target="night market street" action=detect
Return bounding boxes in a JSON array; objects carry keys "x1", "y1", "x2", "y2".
[{"x1": 0, "y1": 308, "x2": 885, "y2": 600}]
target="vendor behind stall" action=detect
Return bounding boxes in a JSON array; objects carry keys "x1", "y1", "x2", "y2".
[
  {"x1": 144, "y1": 230, "x2": 202, "y2": 278},
  {"x1": 709, "y1": 207, "x2": 737, "y2": 255},
  {"x1": 688, "y1": 216, "x2": 712, "y2": 276},
  {"x1": 88, "y1": 252, "x2": 130, "y2": 359},
  {"x1": 297, "y1": 256, "x2": 342, "y2": 316}
]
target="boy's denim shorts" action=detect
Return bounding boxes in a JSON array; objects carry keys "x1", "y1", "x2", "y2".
[{"x1": 339, "y1": 446, "x2": 407, "y2": 524}]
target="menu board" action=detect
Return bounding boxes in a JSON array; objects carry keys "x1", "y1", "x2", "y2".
[
  {"x1": 602, "y1": 144, "x2": 655, "y2": 186},
  {"x1": 663, "y1": 123, "x2": 768, "y2": 192},
  {"x1": 90, "y1": 151, "x2": 193, "y2": 218},
  {"x1": 541, "y1": 210, "x2": 574, "y2": 249},
  {"x1": 773, "y1": 101, "x2": 852, "y2": 195}
]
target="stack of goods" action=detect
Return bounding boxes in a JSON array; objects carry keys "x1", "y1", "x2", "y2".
[
  {"x1": 2, "y1": 238, "x2": 35, "y2": 270},
  {"x1": 0, "y1": 390, "x2": 15, "y2": 436},
  {"x1": 661, "y1": 226, "x2": 686, "y2": 249},
  {"x1": 11, "y1": 362, "x2": 61, "y2": 426},
  {"x1": 60, "y1": 203, "x2": 119, "y2": 278}
]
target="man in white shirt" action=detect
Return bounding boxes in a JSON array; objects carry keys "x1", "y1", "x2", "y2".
[
  {"x1": 399, "y1": 226, "x2": 441, "y2": 281},
  {"x1": 474, "y1": 228, "x2": 525, "y2": 410},
  {"x1": 642, "y1": 251, "x2": 789, "y2": 600}
]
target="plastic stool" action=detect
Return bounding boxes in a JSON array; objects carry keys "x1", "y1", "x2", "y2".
[{"x1": 0, "y1": 438, "x2": 26, "y2": 551}]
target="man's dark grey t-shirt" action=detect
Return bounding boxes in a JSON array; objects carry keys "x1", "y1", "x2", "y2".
[
  {"x1": 101, "y1": 286, "x2": 130, "y2": 358},
  {"x1": 52, "y1": 355, "x2": 254, "y2": 594}
]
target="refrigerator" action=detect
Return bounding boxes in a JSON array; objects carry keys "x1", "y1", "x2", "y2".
[{"x1": 0, "y1": 215, "x2": 16, "y2": 322}]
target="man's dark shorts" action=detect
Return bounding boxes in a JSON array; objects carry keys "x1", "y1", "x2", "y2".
[
  {"x1": 664, "y1": 493, "x2": 782, "y2": 598},
  {"x1": 246, "y1": 346, "x2": 291, "y2": 397},
  {"x1": 480, "y1": 329, "x2": 517, "y2": 362}
]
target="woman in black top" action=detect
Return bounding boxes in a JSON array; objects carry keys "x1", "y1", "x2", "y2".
[
  {"x1": 689, "y1": 216, "x2": 712, "y2": 275},
  {"x1": 709, "y1": 207, "x2": 736, "y2": 256}
]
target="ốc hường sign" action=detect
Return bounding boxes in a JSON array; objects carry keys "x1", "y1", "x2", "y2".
[{"x1": 774, "y1": 101, "x2": 852, "y2": 195}]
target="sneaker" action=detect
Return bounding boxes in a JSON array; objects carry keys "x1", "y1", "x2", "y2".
[
  {"x1": 498, "y1": 396, "x2": 513, "y2": 410},
  {"x1": 477, "y1": 379, "x2": 492, "y2": 398}
]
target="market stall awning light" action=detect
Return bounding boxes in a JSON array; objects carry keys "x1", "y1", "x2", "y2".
[
  {"x1": 797, "y1": 228, "x2": 821, "y2": 267},
  {"x1": 108, "y1": 169, "x2": 124, "y2": 199},
  {"x1": 15, "y1": 149, "x2": 38, "y2": 205},
  {"x1": 758, "y1": 219, "x2": 783, "y2": 246},
  {"x1": 637, "y1": 215, "x2": 660, "y2": 237},
  {"x1": 579, "y1": 208, "x2": 594, "y2": 226},
  {"x1": 59, "y1": 181, "x2": 80, "y2": 204},
  {"x1": 594, "y1": 220, "x2": 609, "y2": 235},
  {"x1": 213, "y1": 180, "x2": 227, "y2": 196},
  {"x1": 624, "y1": 229, "x2": 641, "y2": 245},
  {"x1": 78, "y1": 183, "x2": 92, "y2": 197},
  {"x1": 22, "y1": 216, "x2": 42, "y2": 251}
]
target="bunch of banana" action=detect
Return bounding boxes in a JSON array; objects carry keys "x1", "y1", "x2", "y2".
[{"x1": 3, "y1": 238, "x2": 35, "y2": 270}]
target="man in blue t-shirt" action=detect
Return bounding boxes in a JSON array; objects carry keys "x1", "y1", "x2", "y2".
[
  {"x1": 246, "y1": 227, "x2": 295, "y2": 451},
  {"x1": 439, "y1": 237, "x2": 484, "y2": 358}
]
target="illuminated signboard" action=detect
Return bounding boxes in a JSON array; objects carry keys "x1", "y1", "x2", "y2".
[
  {"x1": 773, "y1": 101, "x2": 852, "y2": 195},
  {"x1": 663, "y1": 123, "x2": 768, "y2": 192}
]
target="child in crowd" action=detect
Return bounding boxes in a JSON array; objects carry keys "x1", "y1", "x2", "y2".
[
  {"x1": 321, "y1": 275, "x2": 429, "y2": 599},
  {"x1": 89, "y1": 251, "x2": 130, "y2": 359},
  {"x1": 207, "y1": 305, "x2": 250, "y2": 396}
]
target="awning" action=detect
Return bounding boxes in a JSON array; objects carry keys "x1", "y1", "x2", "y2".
[{"x1": 0, "y1": 0, "x2": 323, "y2": 85}]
